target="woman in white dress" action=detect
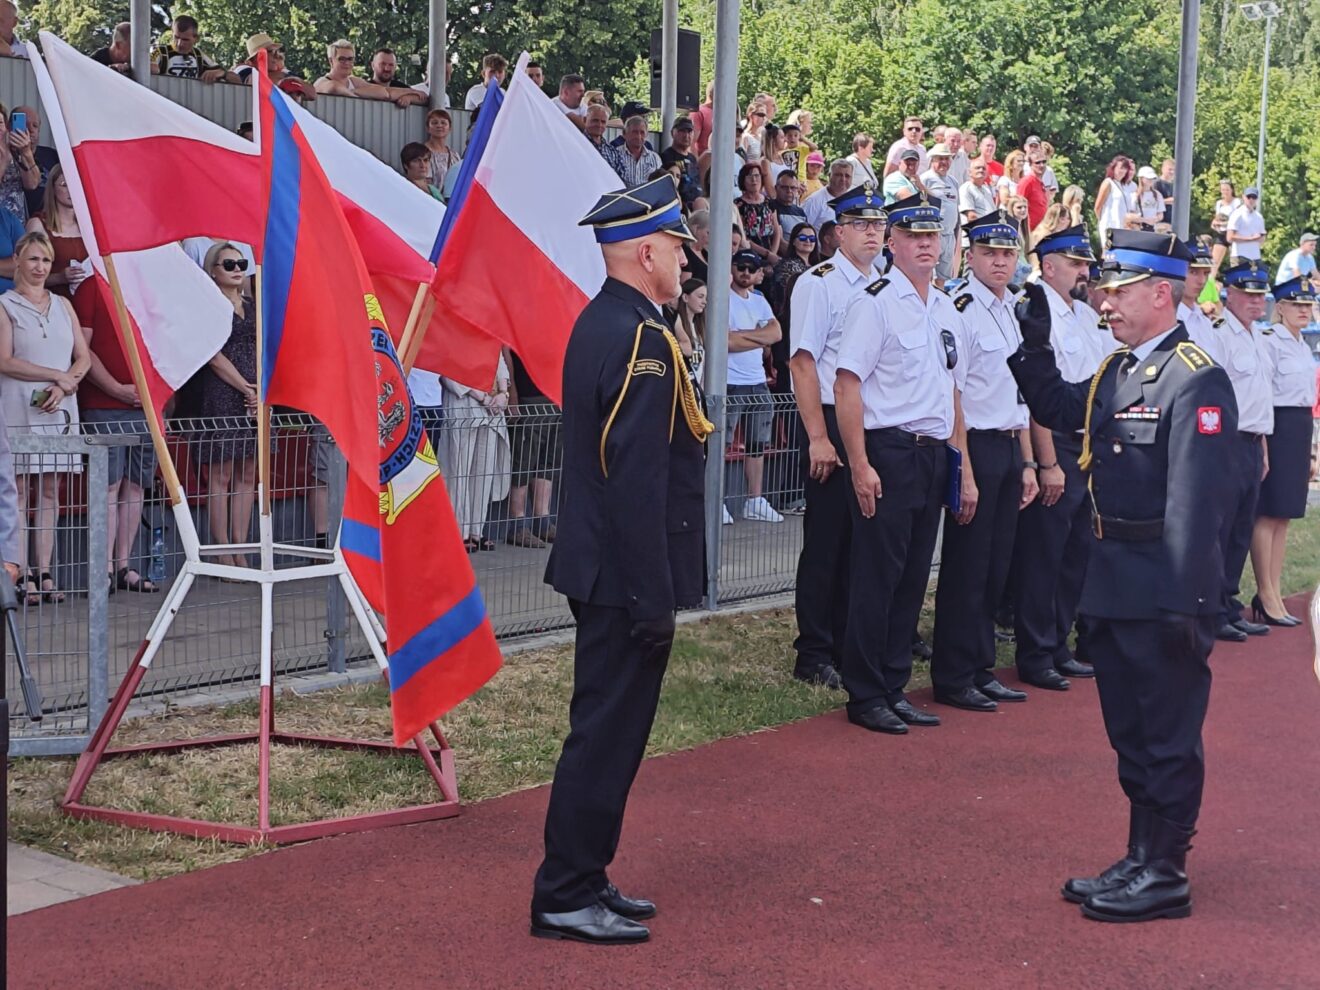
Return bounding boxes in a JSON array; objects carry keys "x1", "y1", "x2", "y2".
[
  {"x1": 1092, "y1": 155, "x2": 1139, "y2": 246},
  {"x1": 442, "y1": 355, "x2": 512, "y2": 553},
  {"x1": 0, "y1": 231, "x2": 89, "y2": 603}
]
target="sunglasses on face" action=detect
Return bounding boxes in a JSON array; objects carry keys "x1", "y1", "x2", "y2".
[
  {"x1": 796, "y1": 234, "x2": 817, "y2": 243},
  {"x1": 216, "y1": 258, "x2": 250, "y2": 272},
  {"x1": 734, "y1": 264, "x2": 759, "y2": 274}
]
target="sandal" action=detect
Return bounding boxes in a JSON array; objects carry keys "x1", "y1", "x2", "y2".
[
  {"x1": 38, "y1": 572, "x2": 65, "y2": 604},
  {"x1": 116, "y1": 567, "x2": 160, "y2": 593},
  {"x1": 478, "y1": 538, "x2": 496, "y2": 552},
  {"x1": 16, "y1": 571, "x2": 39, "y2": 607}
]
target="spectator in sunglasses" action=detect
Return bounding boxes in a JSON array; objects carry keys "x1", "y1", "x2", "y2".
[
  {"x1": 884, "y1": 116, "x2": 928, "y2": 176},
  {"x1": 769, "y1": 223, "x2": 821, "y2": 315},
  {"x1": 769, "y1": 170, "x2": 807, "y2": 249},
  {"x1": 234, "y1": 33, "x2": 315, "y2": 100}
]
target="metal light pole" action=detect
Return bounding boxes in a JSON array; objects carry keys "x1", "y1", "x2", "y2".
[
  {"x1": 660, "y1": 0, "x2": 679, "y2": 150},
  {"x1": 1240, "y1": 1, "x2": 1282, "y2": 199},
  {"x1": 427, "y1": 0, "x2": 447, "y2": 112},
  {"x1": 1172, "y1": 0, "x2": 1200, "y2": 239}
]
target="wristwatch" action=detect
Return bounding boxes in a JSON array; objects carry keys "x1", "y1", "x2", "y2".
[{"x1": 1022, "y1": 460, "x2": 1039, "y2": 470}]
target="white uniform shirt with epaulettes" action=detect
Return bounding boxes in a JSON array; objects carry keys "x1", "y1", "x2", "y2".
[
  {"x1": 1260, "y1": 323, "x2": 1318, "y2": 408},
  {"x1": 1044, "y1": 281, "x2": 1114, "y2": 384},
  {"x1": 835, "y1": 265, "x2": 958, "y2": 437},
  {"x1": 788, "y1": 252, "x2": 883, "y2": 406},
  {"x1": 948, "y1": 275, "x2": 1029, "y2": 430},
  {"x1": 1213, "y1": 309, "x2": 1275, "y2": 434},
  {"x1": 1177, "y1": 300, "x2": 1225, "y2": 366}
]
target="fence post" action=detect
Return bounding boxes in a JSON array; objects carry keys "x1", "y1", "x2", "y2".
[
  {"x1": 83, "y1": 439, "x2": 112, "y2": 734},
  {"x1": 324, "y1": 439, "x2": 348, "y2": 673}
]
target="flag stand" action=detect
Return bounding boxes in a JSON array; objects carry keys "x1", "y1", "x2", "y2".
[{"x1": 61, "y1": 258, "x2": 463, "y2": 845}]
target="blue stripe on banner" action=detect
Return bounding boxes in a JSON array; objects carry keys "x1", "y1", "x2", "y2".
[
  {"x1": 1108, "y1": 249, "x2": 1188, "y2": 279},
  {"x1": 259, "y1": 90, "x2": 302, "y2": 398},
  {"x1": 428, "y1": 79, "x2": 505, "y2": 264},
  {"x1": 340, "y1": 518, "x2": 381, "y2": 562},
  {"x1": 388, "y1": 585, "x2": 488, "y2": 691}
]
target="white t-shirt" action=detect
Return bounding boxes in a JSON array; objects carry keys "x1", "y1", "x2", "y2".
[
  {"x1": 1228, "y1": 205, "x2": 1266, "y2": 260},
  {"x1": 1097, "y1": 178, "x2": 1137, "y2": 244},
  {"x1": 464, "y1": 82, "x2": 493, "y2": 111},
  {"x1": 551, "y1": 95, "x2": 588, "y2": 118},
  {"x1": 408, "y1": 369, "x2": 444, "y2": 408},
  {"x1": 727, "y1": 289, "x2": 776, "y2": 386}
]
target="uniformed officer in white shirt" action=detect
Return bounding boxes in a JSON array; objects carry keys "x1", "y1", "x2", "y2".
[
  {"x1": 1210, "y1": 260, "x2": 1276, "y2": 642},
  {"x1": 787, "y1": 183, "x2": 888, "y2": 689},
  {"x1": 1011, "y1": 225, "x2": 1110, "y2": 690},
  {"x1": 929, "y1": 211, "x2": 1040, "y2": 711},
  {"x1": 833, "y1": 192, "x2": 963, "y2": 734},
  {"x1": 1177, "y1": 240, "x2": 1223, "y2": 364}
]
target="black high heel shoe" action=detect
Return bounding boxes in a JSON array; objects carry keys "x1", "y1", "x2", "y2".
[{"x1": 1251, "y1": 594, "x2": 1301, "y2": 627}]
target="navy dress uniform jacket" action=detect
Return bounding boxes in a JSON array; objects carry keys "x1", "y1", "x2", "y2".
[
  {"x1": 1009, "y1": 325, "x2": 1238, "y2": 620},
  {"x1": 545, "y1": 277, "x2": 706, "y2": 620}
]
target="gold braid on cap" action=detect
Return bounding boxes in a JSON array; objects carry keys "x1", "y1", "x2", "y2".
[
  {"x1": 662, "y1": 327, "x2": 716, "y2": 443},
  {"x1": 1078, "y1": 348, "x2": 1129, "y2": 472}
]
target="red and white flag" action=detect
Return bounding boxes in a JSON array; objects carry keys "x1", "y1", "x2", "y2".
[{"x1": 31, "y1": 34, "x2": 241, "y2": 422}]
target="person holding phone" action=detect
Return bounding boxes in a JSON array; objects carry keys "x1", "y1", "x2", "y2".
[
  {"x1": 0, "y1": 103, "x2": 41, "y2": 224},
  {"x1": 0, "y1": 231, "x2": 89, "y2": 605}
]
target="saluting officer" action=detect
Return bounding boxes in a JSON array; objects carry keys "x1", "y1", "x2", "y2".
[
  {"x1": 931, "y1": 211, "x2": 1040, "y2": 711},
  {"x1": 533, "y1": 177, "x2": 714, "y2": 945},
  {"x1": 1207, "y1": 260, "x2": 1275, "y2": 642},
  {"x1": 833, "y1": 192, "x2": 963, "y2": 734},
  {"x1": 1010, "y1": 229, "x2": 1237, "y2": 923},
  {"x1": 1177, "y1": 239, "x2": 1222, "y2": 364},
  {"x1": 788, "y1": 183, "x2": 888, "y2": 689},
  {"x1": 1012, "y1": 224, "x2": 1109, "y2": 690}
]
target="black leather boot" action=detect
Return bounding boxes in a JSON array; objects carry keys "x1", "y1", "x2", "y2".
[
  {"x1": 1062, "y1": 805, "x2": 1152, "y2": 904},
  {"x1": 1081, "y1": 814, "x2": 1194, "y2": 922}
]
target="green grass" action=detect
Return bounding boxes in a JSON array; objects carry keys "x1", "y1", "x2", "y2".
[{"x1": 11, "y1": 507, "x2": 1319, "y2": 881}]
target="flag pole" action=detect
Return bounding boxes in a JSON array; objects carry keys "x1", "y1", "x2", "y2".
[
  {"x1": 102, "y1": 255, "x2": 185, "y2": 507},
  {"x1": 395, "y1": 281, "x2": 437, "y2": 375},
  {"x1": 254, "y1": 263, "x2": 273, "y2": 524}
]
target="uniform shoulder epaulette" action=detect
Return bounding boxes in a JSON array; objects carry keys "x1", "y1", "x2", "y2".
[
  {"x1": 1175, "y1": 340, "x2": 1214, "y2": 371},
  {"x1": 953, "y1": 293, "x2": 973, "y2": 313},
  {"x1": 864, "y1": 277, "x2": 890, "y2": 296},
  {"x1": 1212, "y1": 317, "x2": 1225, "y2": 329},
  {"x1": 810, "y1": 263, "x2": 835, "y2": 277},
  {"x1": 641, "y1": 316, "x2": 669, "y2": 332},
  {"x1": 1261, "y1": 327, "x2": 1274, "y2": 335}
]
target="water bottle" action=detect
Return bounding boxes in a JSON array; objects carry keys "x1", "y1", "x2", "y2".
[{"x1": 148, "y1": 527, "x2": 166, "y2": 585}]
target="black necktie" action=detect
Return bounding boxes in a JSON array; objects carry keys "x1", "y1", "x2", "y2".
[{"x1": 1122, "y1": 352, "x2": 1139, "y2": 377}]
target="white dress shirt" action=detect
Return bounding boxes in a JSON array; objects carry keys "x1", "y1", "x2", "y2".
[
  {"x1": 1178, "y1": 301, "x2": 1224, "y2": 366},
  {"x1": 836, "y1": 265, "x2": 958, "y2": 437},
  {"x1": 789, "y1": 252, "x2": 883, "y2": 405},
  {"x1": 1214, "y1": 309, "x2": 1275, "y2": 434},
  {"x1": 1045, "y1": 281, "x2": 1115, "y2": 384},
  {"x1": 1262, "y1": 324, "x2": 1318, "y2": 408},
  {"x1": 952, "y1": 277, "x2": 1029, "y2": 431}
]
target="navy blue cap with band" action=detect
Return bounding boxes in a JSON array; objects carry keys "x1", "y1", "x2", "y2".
[
  {"x1": 829, "y1": 182, "x2": 888, "y2": 220},
  {"x1": 1221, "y1": 259, "x2": 1272, "y2": 294},
  {"x1": 1273, "y1": 275, "x2": 1318, "y2": 303},
  {"x1": 1035, "y1": 223, "x2": 1096, "y2": 262},
  {"x1": 579, "y1": 175, "x2": 695, "y2": 244},
  {"x1": 1183, "y1": 238, "x2": 1213, "y2": 268},
  {"x1": 885, "y1": 192, "x2": 943, "y2": 231},
  {"x1": 1097, "y1": 229, "x2": 1191, "y2": 288},
  {"x1": 965, "y1": 209, "x2": 1020, "y2": 248}
]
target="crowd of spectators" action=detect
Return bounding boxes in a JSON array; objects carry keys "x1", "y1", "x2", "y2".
[{"x1": 1, "y1": 22, "x2": 1318, "y2": 602}]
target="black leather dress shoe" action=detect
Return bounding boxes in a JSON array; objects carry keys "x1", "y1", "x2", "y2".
[
  {"x1": 793, "y1": 664, "x2": 843, "y2": 690},
  {"x1": 1215, "y1": 623, "x2": 1248, "y2": 643},
  {"x1": 1230, "y1": 617, "x2": 1269, "y2": 637},
  {"x1": 891, "y1": 698, "x2": 941, "y2": 726},
  {"x1": 1057, "y1": 658, "x2": 1095, "y2": 678},
  {"x1": 911, "y1": 637, "x2": 933, "y2": 660},
  {"x1": 597, "y1": 883, "x2": 656, "y2": 920},
  {"x1": 1019, "y1": 668, "x2": 1070, "y2": 691},
  {"x1": 531, "y1": 903, "x2": 649, "y2": 944},
  {"x1": 979, "y1": 678, "x2": 1027, "y2": 702},
  {"x1": 933, "y1": 686, "x2": 997, "y2": 712},
  {"x1": 847, "y1": 704, "x2": 908, "y2": 734}
]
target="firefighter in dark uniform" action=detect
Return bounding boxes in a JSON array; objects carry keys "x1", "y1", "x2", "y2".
[
  {"x1": 531, "y1": 176, "x2": 714, "y2": 945},
  {"x1": 1009, "y1": 229, "x2": 1238, "y2": 923},
  {"x1": 787, "y1": 183, "x2": 888, "y2": 688}
]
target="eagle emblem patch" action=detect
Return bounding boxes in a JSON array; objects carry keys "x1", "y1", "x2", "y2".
[{"x1": 1197, "y1": 407, "x2": 1222, "y2": 435}]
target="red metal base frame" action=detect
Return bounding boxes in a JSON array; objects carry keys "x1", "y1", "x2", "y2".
[{"x1": 62, "y1": 651, "x2": 462, "y2": 845}]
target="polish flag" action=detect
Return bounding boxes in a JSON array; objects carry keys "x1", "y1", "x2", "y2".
[
  {"x1": 430, "y1": 52, "x2": 620, "y2": 404},
  {"x1": 38, "y1": 32, "x2": 264, "y2": 254},
  {"x1": 279, "y1": 92, "x2": 501, "y2": 389},
  {"x1": 30, "y1": 35, "x2": 239, "y2": 426}
]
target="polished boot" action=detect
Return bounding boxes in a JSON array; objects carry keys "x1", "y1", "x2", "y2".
[
  {"x1": 597, "y1": 882, "x2": 656, "y2": 920},
  {"x1": 531, "y1": 902, "x2": 650, "y2": 944},
  {"x1": 1215, "y1": 622, "x2": 1248, "y2": 643},
  {"x1": 1062, "y1": 805, "x2": 1153, "y2": 904},
  {"x1": 1251, "y1": 594, "x2": 1302, "y2": 628},
  {"x1": 1081, "y1": 814, "x2": 1194, "y2": 923}
]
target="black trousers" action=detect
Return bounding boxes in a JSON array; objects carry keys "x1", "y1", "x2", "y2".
[
  {"x1": 792, "y1": 408, "x2": 850, "y2": 674},
  {"x1": 841, "y1": 431, "x2": 947, "y2": 713},
  {"x1": 1219, "y1": 433, "x2": 1264, "y2": 625},
  {"x1": 931, "y1": 431, "x2": 1023, "y2": 692},
  {"x1": 1014, "y1": 433, "x2": 1093, "y2": 677},
  {"x1": 532, "y1": 600, "x2": 671, "y2": 913},
  {"x1": 1085, "y1": 613, "x2": 1215, "y2": 827}
]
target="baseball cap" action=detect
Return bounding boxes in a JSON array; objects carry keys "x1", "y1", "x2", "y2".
[
  {"x1": 672, "y1": 116, "x2": 694, "y2": 131},
  {"x1": 900, "y1": 148, "x2": 920, "y2": 161},
  {"x1": 1301, "y1": 232, "x2": 1317, "y2": 243},
  {"x1": 1244, "y1": 187, "x2": 1260, "y2": 198},
  {"x1": 1137, "y1": 166, "x2": 1157, "y2": 180},
  {"x1": 806, "y1": 151, "x2": 825, "y2": 166},
  {"x1": 619, "y1": 100, "x2": 650, "y2": 122},
  {"x1": 732, "y1": 248, "x2": 762, "y2": 269},
  {"x1": 1025, "y1": 134, "x2": 1041, "y2": 145}
]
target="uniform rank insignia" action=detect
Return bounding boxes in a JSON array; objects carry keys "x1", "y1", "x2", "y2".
[
  {"x1": 631, "y1": 358, "x2": 667, "y2": 378},
  {"x1": 1197, "y1": 407, "x2": 1222, "y2": 434},
  {"x1": 811, "y1": 263, "x2": 835, "y2": 277},
  {"x1": 953, "y1": 293, "x2": 973, "y2": 313},
  {"x1": 1212, "y1": 318, "x2": 1226, "y2": 329},
  {"x1": 864, "y1": 277, "x2": 890, "y2": 296},
  {"x1": 1114, "y1": 405, "x2": 1161, "y2": 421},
  {"x1": 1175, "y1": 341, "x2": 1213, "y2": 371}
]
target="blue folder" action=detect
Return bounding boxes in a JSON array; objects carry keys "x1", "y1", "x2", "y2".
[{"x1": 944, "y1": 444, "x2": 963, "y2": 514}]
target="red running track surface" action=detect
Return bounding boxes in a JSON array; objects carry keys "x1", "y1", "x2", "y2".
[{"x1": 9, "y1": 610, "x2": 1320, "y2": 989}]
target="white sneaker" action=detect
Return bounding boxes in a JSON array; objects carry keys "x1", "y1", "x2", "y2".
[
  {"x1": 722, "y1": 505, "x2": 734, "y2": 525},
  {"x1": 742, "y1": 496, "x2": 783, "y2": 523}
]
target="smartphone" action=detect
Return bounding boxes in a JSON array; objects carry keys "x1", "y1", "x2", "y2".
[
  {"x1": 10, "y1": 111, "x2": 26, "y2": 134},
  {"x1": 30, "y1": 388, "x2": 49, "y2": 407}
]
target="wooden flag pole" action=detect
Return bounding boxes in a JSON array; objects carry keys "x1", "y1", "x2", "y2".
[
  {"x1": 101, "y1": 255, "x2": 185, "y2": 506},
  {"x1": 394, "y1": 280, "x2": 436, "y2": 375}
]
